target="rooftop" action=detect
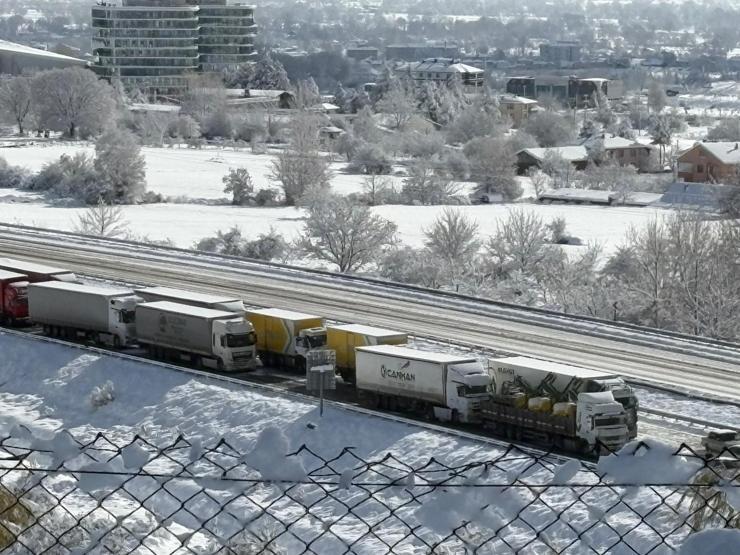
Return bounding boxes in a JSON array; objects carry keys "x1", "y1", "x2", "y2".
[
  {"x1": 29, "y1": 281, "x2": 133, "y2": 297},
  {"x1": 355, "y1": 344, "x2": 478, "y2": 364},
  {"x1": 328, "y1": 323, "x2": 406, "y2": 338},
  {"x1": 134, "y1": 286, "x2": 241, "y2": 305},
  {"x1": 248, "y1": 307, "x2": 323, "y2": 322},
  {"x1": 0, "y1": 39, "x2": 86, "y2": 64},
  {"x1": 687, "y1": 141, "x2": 740, "y2": 165},
  {"x1": 493, "y1": 356, "x2": 620, "y2": 379},
  {"x1": 140, "y1": 300, "x2": 239, "y2": 319}
]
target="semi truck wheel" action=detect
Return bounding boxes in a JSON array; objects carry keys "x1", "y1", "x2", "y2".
[{"x1": 113, "y1": 336, "x2": 121, "y2": 349}]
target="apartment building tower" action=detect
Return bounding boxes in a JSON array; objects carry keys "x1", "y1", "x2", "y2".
[{"x1": 91, "y1": 0, "x2": 256, "y2": 97}]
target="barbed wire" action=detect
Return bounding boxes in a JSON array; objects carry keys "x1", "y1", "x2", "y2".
[{"x1": 0, "y1": 430, "x2": 737, "y2": 554}]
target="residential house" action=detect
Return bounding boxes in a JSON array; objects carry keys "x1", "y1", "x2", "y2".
[
  {"x1": 405, "y1": 58, "x2": 485, "y2": 91},
  {"x1": 498, "y1": 95, "x2": 538, "y2": 127},
  {"x1": 539, "y1": 41, "x2": 582, "y2": 65},
  {"x1": 676, "y1": 141, "x2": 740, "y2": 183},
  {"x1": 517, "y1": 136, "x2": 653, "y2": 173}
]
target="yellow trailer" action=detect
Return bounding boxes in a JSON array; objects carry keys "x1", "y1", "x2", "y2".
[
  {"x1": 327, "y1": 323, "x2": 408, "y2": 382},
  {"x1": 247, "y1": 308, "x2": 325, "y2": 368}
]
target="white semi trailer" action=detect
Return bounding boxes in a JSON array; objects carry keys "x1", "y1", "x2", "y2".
[
  {"x1": 28, "y1": 282, "x2": 139, "y2": 347},
  {"x1": 136, "y1": 301, "x2": 257, "y2": 372},
  {"x1": 484, "y1": 356, "x2": 633, "y2": 453},
  {"x1": 134, "y1": 287, "x2": 245, "y2": 314},
  {"x1": 355, "y1": 345, "x2": 491, "y2": 423}
]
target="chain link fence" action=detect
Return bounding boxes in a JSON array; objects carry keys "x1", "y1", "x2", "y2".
[{"x1": 0, "y1": 429, "x2": 738, "y2": 554}]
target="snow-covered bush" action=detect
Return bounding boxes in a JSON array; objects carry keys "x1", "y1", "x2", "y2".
[
  {"x1": 90, "y1": 381, "x2": 115, "y2": 409},
  {"x1": 347, "y1": 141, "x2": 393, "y2": 174},
  {"x1": 0, "y1": 156, "x2": 29, "y2": 189}
]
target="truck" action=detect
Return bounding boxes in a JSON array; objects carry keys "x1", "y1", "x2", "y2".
[
  {"x1": 327, "y1": 324, "x2": 408, "y2": 383},
  {"x1": 354, "y1": 344, "x2": 491, "y2": 424},
  {"x1": 133, "y1": 286, "x2": 245, "y2": 315},
  {"x1": 0, "y1": 270, "x2": 29, "y2": 326},
  {"x1": 136, "y1": 301, "x2": 256, "y2": 372},
  {"x1": 0, "y1": 257, "x2": 76, "y2": 283},
  {"x1": 484, "y1": 356, "x2": 634, "y2": 454},
  {"x1": 28, "y1": 282, "x2": 139, "y2": 347},
  {"x1": 246, "y1": 308, "x2": 326, "y2": 368}
]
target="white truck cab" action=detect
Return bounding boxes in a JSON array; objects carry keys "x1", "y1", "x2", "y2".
[
  {"x1": 576, "y1": 391, "x2": 630, "y2": 452},
  {"x1": 110, "y1": 296, "x2": 140, "y2": 347},
  {"x1": 213, "y1": 318, "x2": 258, "y2": 371},
  {"x1": 445, "y1": 362, "x2": 492, "y2": 423},
  {"x1": 295, "y1": 327, "x2": 328, "y2": 356}
]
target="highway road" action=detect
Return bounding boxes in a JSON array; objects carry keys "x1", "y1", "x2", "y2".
[{"x1": 1, "y1": 225, "x2": 739, "y2": 401}]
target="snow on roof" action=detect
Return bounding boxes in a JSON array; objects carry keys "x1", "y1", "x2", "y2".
[
  {"x1": 499, "y1": 95, "x2": 538, "y2": 105},
  {"x1": 356, "y1": 344, "x2": 478, "y2": 364},
  {"x1": 691, "y1": 141, "x2": 740, "y2": 164},
  {"x1": 328, "y1": 323, "x2": 407, "y2": 338},
  {"x1": 140, "y1": 300, "x2": 239, "y2": 319},
  {"x1": 320, "y1": 126, "x2": 344, "y2": 134},
  {"x1": 129, "y1": 103, "x2": 181, "y2": 113},
  {"x1": 448, "y1": 63, "x2": 484, "y2": 74},
  {"x1": 134, "y1": 286, "x2": 241, "y2": 305},
  {"x1": 520, "y1": 146, "x2": 588, "y2": 163},
  {"x1": 0, "y1": 39, "x2": 86, "y2": 64},
  {"x1": 29, "y1": 281, "x2": 133, "y2": 297},
  {"x1": 248, "y1": 307, "x2": 323, "y2": 321},
  {"x1": 494, "y1": 356, "x2": 620, "y2": 379},
  {"x1": 0, "y1": 270, "x2": 26, "y2": 281},
  {"x1": 247, "y1": 89, "x2": 290, "y2": 98},
  {"x1": 539, "y1": 188, "x2": 614, "y2": 203},
  {"x1": 311, "y1": 102, "x2": 340, "y2": 111}
]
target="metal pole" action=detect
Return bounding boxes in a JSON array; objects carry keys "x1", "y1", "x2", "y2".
[{"x1": 319, "y1": 370, "x2": 324, "y2": 417}]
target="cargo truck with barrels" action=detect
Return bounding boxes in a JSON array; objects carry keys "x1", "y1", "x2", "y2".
[
  {"x1": 134, "y1": 287, "x2": 245, "y2": 315},
  {"x1": 483, "y1": 356, "x2": 633, "y2": 453},
  {"x1": 327, "y1": 324, "x2": 408, "y2": 383},
  {"x1": 0, "y1": 270, "x2": 29, "y2": 326},
  {"x1": 247, "y1": 308, "x2": 326, "y2": 368},
  {"x1": 28, "y1": 282, "x2": 139, "y2": 347},
  {"x1": 354, "y1": 344, "x2": 491, "y2": 423},
  {"x1": 136, "y1": 301, "x2": 257, "y2": 372},
  {"x1": 0, "y1": 257, "x2": 76, "y2": 283}
]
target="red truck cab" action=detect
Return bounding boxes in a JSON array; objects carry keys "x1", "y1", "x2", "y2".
[{"x1": 0, "y1": 270, "x2": 30, "y2": 326}]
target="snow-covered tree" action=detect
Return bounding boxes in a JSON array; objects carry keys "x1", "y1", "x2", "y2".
[
  {"x1": 295, "y1": 77, "x2": 321, "y2": 109},
  {"x1": 227, "y1": 54, "x2": 291, "y2": 90},
  {"x1": 94, "y1": 127, "x2": 146, "y2": 204},
  {"x1": 362, "y1": 173, "x2": 395, "y2": 205},
  {"x1": 377, "y1": 246, "x2": 443, "y2": 288},
  {"x1": 647, "y1": 80, "x2": 667, "y2": 114},
  {"x1": 298, "y1": 195, "x2": 397, "y2": 272},
  {"x1": 270, "y1": 115, "x2": 332, "y2": 205},
  {"x1": 223, "y1": 167, "x2": 254, "y2": 205},
  {"x1": 424, "y1": 208, "x2": 480, "y2": 267},
  {"x1": 0, "y1": 76, "x2": 33, "y2": 134},
  {"x1": 402, "y1": 159, "x2": 462, "y2": 204},
  {"x1": 32, "y1": 67, "x2": 115, "y2": 138},
  {"x1": 487, "y1": 208, "x2": 552, "y2": 278},
  {"x1": 464, "y1": 136, "x2": 522, "y2": 200},
  {"x1": 376, "y1": 79, "x2": 415, "y2": 130},
  {"x1": 74, "y1": 197, "x2": 129, "y2": 238},
  {"x1": 523, "y1": 111, "x2": 576, "y2": 147}
]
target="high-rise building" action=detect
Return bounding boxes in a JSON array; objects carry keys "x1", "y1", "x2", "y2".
[{"x1": 91, "y1": 0, "x2": 256, "y2": 98}]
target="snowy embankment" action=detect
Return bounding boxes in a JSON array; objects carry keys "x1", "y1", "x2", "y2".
[
  {"x1": 1, "y1": 332, "x2": 738, "y2": 554},
  {"x1": 0, "y1": 142, "x2": 668, "y2": 252}
]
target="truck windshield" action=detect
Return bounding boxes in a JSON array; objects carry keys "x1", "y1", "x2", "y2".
[
  {"x1": 119, "y1": 310, "x2": 136, "y2": 324},
  {"x1": 306, "y1": 334, "x2": 327, "y2": 348},
  {"x1": 226, "y1": 332, "x2": 256, "y2": 348},
  {"x1": 458, "y1": 385, "x2": 488, "y2": 397},
  {"x1": 595, "y1": 416, "x2": 625, "y2": 427}
]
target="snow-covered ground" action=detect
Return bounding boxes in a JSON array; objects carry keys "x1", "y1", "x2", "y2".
[
  {"x1": 0, "y1": 197, "x2": 665, "y2": 252},
  {"x1": 0, "y1": 141, "x2": 672, "y2": 252},
  {"x1": 0, "y1": 142, "x2": 406, "y2": 200},
  {"x1": 1, "y1": 331, "x2": 736, "y2": 554}
]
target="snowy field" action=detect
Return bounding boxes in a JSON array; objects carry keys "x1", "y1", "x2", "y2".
[
  {"x1": 1, "y1": 331, "x2": 737, "y2": 554},
  {"x1": 0, "y1": 142, "x2": 670, "y2": 252}
]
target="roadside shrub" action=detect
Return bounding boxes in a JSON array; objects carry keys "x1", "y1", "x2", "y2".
[
  {"x1": 347, "y1": 142, "x2": 393, "y2": 174},
  {"x1": 254, "y1": 187, "x2": 280, "y2": 206},
  {"x1": 0, "y1": 157, "x2": 29, "y2": 188}
]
